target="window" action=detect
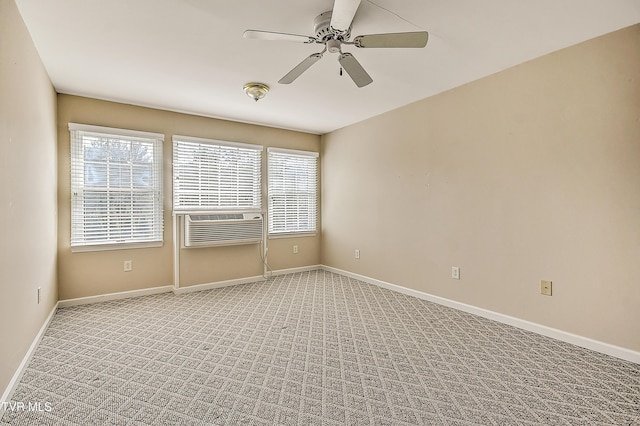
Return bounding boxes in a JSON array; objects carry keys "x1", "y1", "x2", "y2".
[
  {"x1": 172, "y1": 136, "x2": 262, "y2": 211},
  {"x1": 268, "y1": 148, "x2": 318, "y2": 235},
  {"x1": 69, "y1": 123, "x2": 164, "y2": 252}
]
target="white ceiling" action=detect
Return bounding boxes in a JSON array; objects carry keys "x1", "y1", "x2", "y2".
[{"x1": 15, "y1": 0, "x2": 640, "y2": 135}]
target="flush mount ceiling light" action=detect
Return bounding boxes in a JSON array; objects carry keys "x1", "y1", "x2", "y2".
[{"x1": 243, "y1": 82, "x2": 270, "y2": 102}]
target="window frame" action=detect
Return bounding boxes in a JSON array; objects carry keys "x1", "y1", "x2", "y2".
[
  {"x1": 69, "y1": 123, "x2": 164, "y2": 253},
  {"x1": 267, "y1": 147, "x2": 319, "y2": 237},
  {"x1": 172, "y1": 135, "x2": 264, "y2": 214}
]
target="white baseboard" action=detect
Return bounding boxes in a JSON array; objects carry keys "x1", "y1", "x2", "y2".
[
  {"x1": 58, "y1": 285, "x2": 173, "y2": 308},
  {"x1": 268, "y1": 264, "x2": 322, "y2": 277},
  {"x1": 173, "y1": 275, "x2": 266, "y2": 295},
  {"x1": 1, "y1": 302, "x2": 59, "y2": 407},
  {"x1": 320, "y1": 265, "x2": 640, "y2": 365},
  {"x1": 173, "y1": 265, "x2": 323, "y2": 294}
]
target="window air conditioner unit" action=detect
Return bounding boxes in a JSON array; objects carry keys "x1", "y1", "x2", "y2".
[{"x1": 183, "y1": 213, "x2": 263, "y2": 248}]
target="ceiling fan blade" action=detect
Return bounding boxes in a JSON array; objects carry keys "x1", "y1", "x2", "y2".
[
  {"x1": 354, "y1": 31, "x2": 429, "y2": 48},
  {"x1": 330, "y1": 0, "x2": 361, "y2": 32},
  {"x1": 243, "y1": 30, "x2": 315, "y2": 44},
  {"x1": 338, "y1": 52, "x2": 372, "y2": 88},
  {"x1": 278, "y1": 53, "x2": 323, "y2": 84}
]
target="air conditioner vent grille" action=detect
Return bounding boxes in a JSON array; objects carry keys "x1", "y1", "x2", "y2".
[
  {"x1": 190, "y1": 213, "x2": 244, "y2": 221},
  {"x1": 183, "y1": 213, "x2": 263, "y2": 248}
]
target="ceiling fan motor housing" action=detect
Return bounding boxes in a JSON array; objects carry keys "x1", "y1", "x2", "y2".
[{"x1": 314, "y1": 11, "x2": 351, "y2": 41}]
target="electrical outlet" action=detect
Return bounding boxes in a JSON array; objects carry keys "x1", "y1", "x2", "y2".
[
  {"x1": 293, "y1": 245, "x2": 299, "y2": 254},
  {"x1": 541, "y1": 280, "x2": 552, "y2": 296},
  {"x1": 451, "y1": 266, "x2": 460, "y2": 280},
  {"x1": 37, "y1": 287, "x2": 41, "y2": 304},
  {"x1": 355, "y1": 249, "x2": 360, "y2": 259},
  {"x1": 124, "y1": 260, "x2": 132, "y2": 272}
]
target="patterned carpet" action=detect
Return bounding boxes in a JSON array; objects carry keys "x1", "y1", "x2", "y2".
[{"x1": 1, "y1": 270, "x2": 639, "y2": 425}]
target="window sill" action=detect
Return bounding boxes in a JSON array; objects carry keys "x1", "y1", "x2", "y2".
[
  {"x1": 268, "y1": 232, "x2": 317, "y2": 240},
  {"x1": 71, "y1": 241, "x2": 163, "y2": 253}
]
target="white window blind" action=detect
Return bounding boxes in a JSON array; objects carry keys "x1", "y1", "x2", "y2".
[
  {"x1": 69, "y1": 123, "x2": 164, "y2": 252},
  {"x1": 172, "y1": 136, "x2": 262, "y2": 211},
  {"x1": 268, "y1": 147, "x2": 318, "y2": 235}
]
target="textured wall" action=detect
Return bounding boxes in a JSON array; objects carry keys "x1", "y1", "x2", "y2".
[{"x1": 321, "y1": 25, "x2": 640, "y2": 352}]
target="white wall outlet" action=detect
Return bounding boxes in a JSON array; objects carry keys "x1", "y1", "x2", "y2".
[
  {"x1": 124, "y1": 260, "x2": 133, "y2": 272},
  {"x1": 293, "y1": 245, "x2": 299, "y2": 254},
  {"x1": 451, "y1": 266, "x2": 460, "y2": 280},
  {"x1": 355, "y1": 249, "x2": 361, "y2": 259},
  {"x1": 37, "y1": 287, "x2": 41, "y2": 304}
]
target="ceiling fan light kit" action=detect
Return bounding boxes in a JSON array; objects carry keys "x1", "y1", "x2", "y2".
[
  {"x1": 243, "y1": 0, "x2": 428, "y2": 88},
  {"x1": 243, "y1": 82, "x2": 270, "y2": 101}
]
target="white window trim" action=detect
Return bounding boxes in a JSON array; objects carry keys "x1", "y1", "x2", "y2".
[
  {"x1": 172, "y1": 135, "x2": 264, "y2": 152},
  {"x1": 267, "y1": 147, "x2": 319, "y2": 237},
  {"x1": 69, "y1": 123, "x2": 164, "y2": 253},
  {"x1": 267, "y1": 231, "x2": 317, "y2": 240},
  {"x1": 69, "y1": 123, "x2": 164, "y2": 141},
  {"x1": 71, "y1": 241, "x2": 163, "y2": 253},
  {"x1": 267, "y1": 147, "x2": 319, "y2": 157},
  {"x1": 172, "y1": 135, "x2": 263, "y2": 213}
]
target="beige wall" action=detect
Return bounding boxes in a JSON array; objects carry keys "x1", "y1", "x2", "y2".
[
  {"x1": 321, "y1": 25, "x2": 640, "y2": 352},
  {"x1": 0, "y1": 0, "x2": 58, "y2": 396},
  {"x1": 57, "y1": 95, "x2": 321, "y2": 299}
]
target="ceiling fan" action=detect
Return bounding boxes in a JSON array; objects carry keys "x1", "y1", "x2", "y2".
[{"x1": 243, "y1": 0, "x2": 428, "y2": 88}]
